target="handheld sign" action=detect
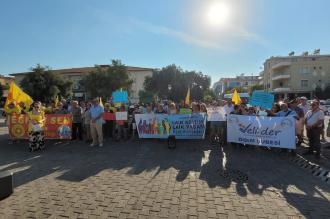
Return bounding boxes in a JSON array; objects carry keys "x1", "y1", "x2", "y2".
[
  {"x1": 179, "y1": 108, "x2": 192, "y2": 114},
  {"x1": 249, "y1": 91, "x2": 274, "y2": 110},
  {"x1": 112, "y1": 91, "x2": 128, "y2": 103}
]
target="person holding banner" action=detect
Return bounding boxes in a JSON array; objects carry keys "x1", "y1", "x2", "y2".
[
  {"x1": 71, "y1": 101, "x2": 83, "y2": 141},
  {"x1": 168, "y1": 102, "x2": 178, "y2": 115},
  {"x1": 83, "y1": 102, "x2": 92, "y2": 142},
  {"x1": 27, "y1": 101, "x2": 45, "y2": 152},
  {"x1": 103, "y1": 103, "x2": 114, "y2": 139},
  {"x1": 304, "y1": 100, "x2": 324, "y2": 158},
  {"x1": 90, "y1": 98, "x2": 104, "y2": 147}
]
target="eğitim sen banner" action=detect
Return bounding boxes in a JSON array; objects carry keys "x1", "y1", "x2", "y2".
[{"x1": 227, "y1": 115, "x2": 296, "y2": 149}]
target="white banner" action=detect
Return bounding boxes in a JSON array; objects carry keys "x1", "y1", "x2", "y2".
[
  {"x1": 207, "y1": 107, "x2": 226, "y2": 121},
  {"x1": 227, "y1": 115, "x2": 296, "y2": 149}
]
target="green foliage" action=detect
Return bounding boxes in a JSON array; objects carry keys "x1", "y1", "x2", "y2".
[
  {"x1": 20, "y1": 64, "x2": 73, "y2": 103},
  {"x1": 203, "y1": 95, "x2": 213, "y2": 103},
  {"x1": 250, "y1": 84, "x2": 264, "y2": 93},
  {"x1": 80, "y1": 60, "x2": 133, "y2": 100},
  {"x1": 225, "y1": 87, "x2": 248, "y2": 94},
  {"x1": 138, "y1": 90, "x2": 154, "y2": 104},
  {"x1": 144, "y1": 64, "x2": 211, "y2": 102}
]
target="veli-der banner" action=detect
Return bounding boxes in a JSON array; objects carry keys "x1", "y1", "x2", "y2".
[
  {"x1": 227, "y1": 114, "x2": 296, "y2": 149},
  {"x1": 9, "y1": 113, "x2": 72, "y2": 139},
  {"x1": 135, "y1": 113, "x2": 206, "y2": 139}
]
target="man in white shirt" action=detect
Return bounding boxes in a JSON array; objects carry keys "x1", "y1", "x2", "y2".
[{"x1": 304, "y1": 100, "x2": 325, "y2": 158}]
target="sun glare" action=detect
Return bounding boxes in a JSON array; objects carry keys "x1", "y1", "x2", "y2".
[{"x1": 206, "y1": 2, "x2": 230, "y2": 27}]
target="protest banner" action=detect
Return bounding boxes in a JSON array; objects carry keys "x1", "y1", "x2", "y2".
[
  {"x1": 112, "y1": 91, "x2": 128, "y2": 103},
  {"x1": 102, "y1": 112, "x2": 116, "y2": 121},
  {"x1": 206, "y1": 107, "x2": 226, "y2": 121},
  {"x1": 179, "y1": 108, "x2": 192, "y2": 114},
  {"x1": 9, "y1": 114, "x2": 72, "y2": 139},
  {"x1": 249, "y1": 91, "x2": 274, "y2": 110},
  {"x1": 135, "y1": 113, "x2": 206, "y2": 139},
  {"x1": 135, "y1": 114, "x2": 170, "y2": 139},
  {"x1": 44, "y1": 114, "x2": 72, "y2": 139},
  {"x1": 8, "y1": 113, "x2": 29, "y2": 139},
  {"x1": 169, "y1": 114, "x2": 206, "y2": 139},
  {"x1": 227, "y1": 114, "x2": 296, "y2": 149}
]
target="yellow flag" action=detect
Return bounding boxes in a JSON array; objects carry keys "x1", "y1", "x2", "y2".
[
  {"x1": 232, "y1": 89, "x2": 241, "y2": 105},
  {"x1": 185, "y1": 88, "x2": 190, "y2": 106},
  {"x1": 99, "y1": 97, "x2": 104, "y2": 108},
  {"x1": 5, "y1": 82, "x2": 33, "y2": 110}
]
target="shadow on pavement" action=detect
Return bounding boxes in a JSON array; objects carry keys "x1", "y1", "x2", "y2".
[{"x1": 0, "y1": 137, "x2": 330, "y2": 218}]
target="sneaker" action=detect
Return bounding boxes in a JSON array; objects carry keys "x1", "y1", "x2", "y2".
[
  {"x1": 90, "y1": 144, "x2": 96, "y2": 147},
  {"x1": 99, "y1": 143, "x2": 103, "y2": 147}
]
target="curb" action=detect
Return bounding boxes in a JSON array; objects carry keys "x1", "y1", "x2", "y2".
[{"x1": 291, "y1": 155, "x2": 330, "y2": 184}]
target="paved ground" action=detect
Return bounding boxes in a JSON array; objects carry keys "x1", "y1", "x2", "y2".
[{"x1": 0, "y1": 118, "x2": 330, "y2": 218}]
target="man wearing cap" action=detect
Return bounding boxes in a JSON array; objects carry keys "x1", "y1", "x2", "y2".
[
  {"x1": 304, "y1": 100, "x2": 324, "y2": 158},
  {"x1": 298, "y1": 97, "x2": 309, "y2": 115}
]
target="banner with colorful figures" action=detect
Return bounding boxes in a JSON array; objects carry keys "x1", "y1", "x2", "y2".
[
  {"x1": 9, "y1": 114, "x2": 72, "y2": 139},
  {"x1": 227, "y1": 114, "x2": 296, "y2": 149},
  {"x1": 135, "y1": 113, "x2": 207, "y2": 139},
  {"x1": 44, "y1": 114, "x2": 72, "y2": 139}
]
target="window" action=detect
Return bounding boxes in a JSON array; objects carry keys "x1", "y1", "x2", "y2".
[
  {"x1": 299, "y1": 67, "x2": 310, "y2": 74},
  {"x1": 301, "y1": 80, "x2": 308, "y2": 87}
]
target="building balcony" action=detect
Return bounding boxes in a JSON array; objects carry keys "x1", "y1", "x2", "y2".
[
  {"x1": 271, "y1": 61, "x2": 291, "y2": 70},
  {"x1": 271, "y1": 73, "x2": 291, "y2": 81},
  {"x1": 273, "y1": 87, "x2": 291, "y2": 93}
]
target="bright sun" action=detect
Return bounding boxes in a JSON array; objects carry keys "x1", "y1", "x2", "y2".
[{"x1": 206, "y1": 2, "x2": 230, "y2": 27}]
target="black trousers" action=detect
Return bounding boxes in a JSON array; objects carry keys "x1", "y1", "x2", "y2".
[
  {"x1": 307, "y1": 127, "x2": 322, "y2": 154},
  {"x1": 103, "y1": 121, "x2": 113, "y2": 138},
  {"x1": 72, "y1": 123, "x2": 83, "y2": 140}
]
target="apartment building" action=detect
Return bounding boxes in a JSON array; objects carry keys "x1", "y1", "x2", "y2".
[
  {"x1": 213, "y1": 74, "x2": 260, "y2": 96},
  {"x1": 11, "y1": 65, "x2": 153, "y2": 103},
  {"x1": 262, "y1": 52, "x2": 330, "y2": 100}
]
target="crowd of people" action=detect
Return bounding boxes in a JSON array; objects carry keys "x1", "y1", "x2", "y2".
[{"x1": 3, "y1": 96, "x2": 330, "y2": 157}]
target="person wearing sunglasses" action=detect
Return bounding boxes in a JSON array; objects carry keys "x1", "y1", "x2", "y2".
[
  {"x1": 27, "y1": 101, "x2": 45, "y2": 152},
  {"x1": 304, "y1": 100, "x2": 324, "y2": 158}
]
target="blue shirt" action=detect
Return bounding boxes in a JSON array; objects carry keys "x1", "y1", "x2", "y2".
[
  {"x1": 275, "y1": 109, "x2": 297, "y2": 118},
  {"x1": 90, "y1": 105, "x2": 104, "y2": 124}
]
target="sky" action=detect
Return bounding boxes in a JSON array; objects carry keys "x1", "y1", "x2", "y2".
[{"x1": 1, "y1": 0, "x2": 330, "y2": 85}]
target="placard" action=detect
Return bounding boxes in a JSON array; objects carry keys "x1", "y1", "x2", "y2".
[
  {"x1": 115, "y1": 112, "x2": 128, "y2": 121},
  {"x1": 249, "y1": 91, "x2": 274, "y2": 110},
  {"x1": 179, "y1": 108, "x2": 192, "y2": 114},
  {"x1": 103, "y1": 112, "x2": 116, "y2": 121},
  {"x1": 112, "y1": 91, "x2": 128, "y2": 103},
  {"x1": 206, "y1": 107, "x2": 226, "y2": 121},
  {"x1": 227, "y1": 114, "x2": 296, "y2": 149},
  {"x1": 8, "y1": 113, "x2": 29, "y2": 139}
]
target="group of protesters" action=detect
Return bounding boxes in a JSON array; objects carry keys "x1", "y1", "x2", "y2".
[{"x1": 3, "y1": 95, "x2": 330, "y2": 158}]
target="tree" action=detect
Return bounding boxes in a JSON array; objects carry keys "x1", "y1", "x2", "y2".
[
  {"x1": 20, "y1": 64, "x2": 73, "y2": 103},
  {"x1": 138, "y1": 90, "x2": 154, "y2": 104},
  {"x1": 250, "y1": 84, "x2": 264, "y2": 93},
  {"x1": 144, "y1": 64, "x2": 211, "y2": 102},
  {"x1": 80, "y1": 60, "x2": 133, "y2": 100}
]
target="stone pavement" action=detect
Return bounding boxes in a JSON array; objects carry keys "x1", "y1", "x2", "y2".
[{"x1": 0, "y1": 119, "x2": 330, "y2": 218}]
